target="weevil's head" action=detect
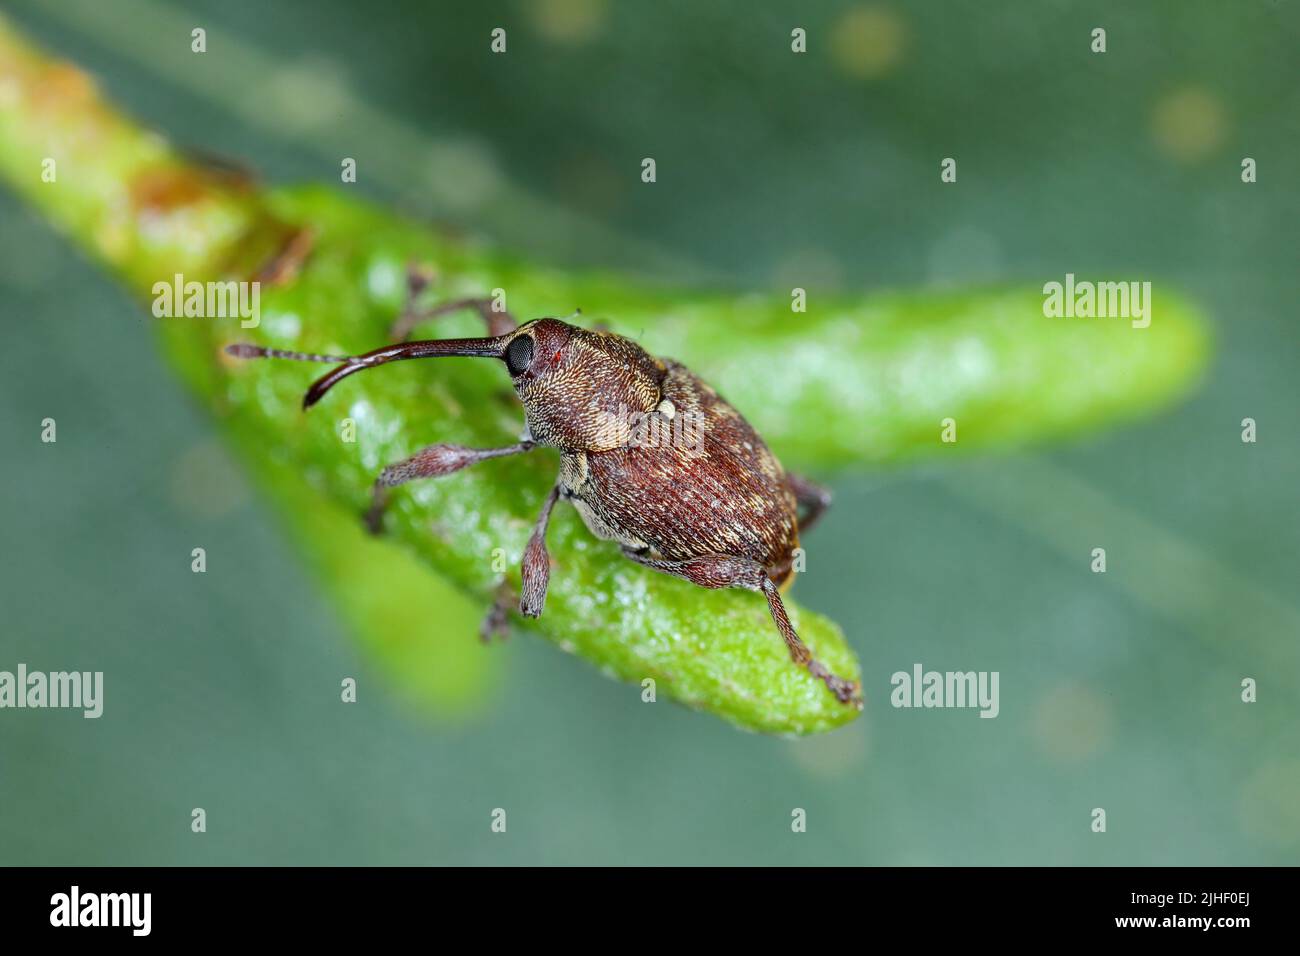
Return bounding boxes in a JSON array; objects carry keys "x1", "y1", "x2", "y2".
[{"x1": 502, "y1": 318, "x2": 665, "y2": 451}]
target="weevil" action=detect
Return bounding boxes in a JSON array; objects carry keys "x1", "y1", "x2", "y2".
[{"x1": 226, "y1": 276, "x2": 862, "y2": 707}]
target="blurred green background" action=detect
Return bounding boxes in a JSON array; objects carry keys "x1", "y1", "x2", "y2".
[{"x1": 1, "y1": 0, "x2": 1297, "y2": 864}]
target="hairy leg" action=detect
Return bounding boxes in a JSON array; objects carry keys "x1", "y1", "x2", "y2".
[
  {"x1": 621, "y1": 548, "x2": 862, "y2": 707},
  {"x1": 365, "y1": 441, "x2": 535, "y2": 534},
  {"x1": 520, "y1": 485, "x2": 561, "y2": 618},
  {"x1": 478, "y1": 482, "x2": 560, "y2": 637}
]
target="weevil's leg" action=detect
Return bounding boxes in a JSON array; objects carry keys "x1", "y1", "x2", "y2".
[
  {"x1": 758, "y1": 577, "x2": 862, "y2": 708},
  {"x1": 390, "y1": 274, "x2": 519, "y2": 342},
  {"x1": 386, "y1": 264, "x2": 436, "y2": 342},
  {"x1": 620, "y1": 549, "x2": 863, "y2": 707},
  {"x1": 519, "y1": 484, "x2": 562, "y2": 618},
  {"x1": 405, "y1": 262, "x2": 436, "y2": 299},
  {"x1": 365, "y1": 441, "x2": 536, "y2": 534},
  {"x1": 787, "y1": 472, "x2": 833, "y2": 536},
  {"x1": 479, "y1": 581, "x2": 516, "y2": 643}
]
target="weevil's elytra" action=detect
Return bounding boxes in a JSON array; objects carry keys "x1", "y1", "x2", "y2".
[{"x1": 226, "y1": 279, "x2": 862, "y2": 708}]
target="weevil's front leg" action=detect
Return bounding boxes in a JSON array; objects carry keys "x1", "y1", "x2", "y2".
[
  {"x1": 621, "y1": 548, "x2": 863, "y2": 708},
  {"x1": 479, "y1": 581, "x2": 515, "y2": 643},
  {"x1": 787, "y1": 472, "x2": 833, "y2": 536},
  {"x1": 519, "y1": 484, "x2": 561, "y2": 618},
  {"x1": 365, "y1": 441, "x2": 535, "y2": 534},
  {"x1": 390, "y1": 267, "x2": 518, "y2": 342}
]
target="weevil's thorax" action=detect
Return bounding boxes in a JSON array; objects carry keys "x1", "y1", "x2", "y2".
[{"x1": 510, "y1": 319, "x2": 665, "y2": 452}]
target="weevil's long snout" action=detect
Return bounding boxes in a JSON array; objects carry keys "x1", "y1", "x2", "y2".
[
  {"x1": 301, "y1": 336, "x2": 510, "y2": 408},
  {"x1": 223, "y1": 335, "x2": 510, "y2": 409}
]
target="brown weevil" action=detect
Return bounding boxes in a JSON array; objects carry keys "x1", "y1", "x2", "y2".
[{"x1": 226, "y1": 278, "x2": 862, "y2": 707}]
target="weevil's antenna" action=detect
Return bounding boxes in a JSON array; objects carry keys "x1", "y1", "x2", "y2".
[
  {"x1": 224, "y1": 335, "x2": 510, "y2": 409},
  {"x1": 224, "y1": 344, "x2": 353, "y2": 363}
]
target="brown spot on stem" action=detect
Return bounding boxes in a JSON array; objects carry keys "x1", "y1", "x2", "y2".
[
  {"x1": 180, "y1": 147, "x2": 259, "y2": 191},
  {"x1": 254, "y1": 226, "x2": 315, "y2": 286},
  {"x1": 32, "y1": 61, "x2": 97, "y2": 109},
  {"x1": 129, "y1": 166, "x2": 211, "y2": 214}
]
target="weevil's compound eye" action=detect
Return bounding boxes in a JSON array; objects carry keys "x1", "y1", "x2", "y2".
[{"x1": 505, "y1": 334, "x2": 535, "y2": 377}]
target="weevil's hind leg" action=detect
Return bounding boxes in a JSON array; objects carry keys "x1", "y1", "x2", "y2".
[
  {"x1": 519, "y1": 485, "x2": 561, "y2": 618},
  {"x1": 365, "y1": 441, "x2": 536, "y2": 534},
  {"x1": 758, "y1": 577, "x2": 861, "y2": 708},
  {"x1": 390, "y1": 266, "x2": 519, "y2": 342},
  {"x1": 620, "y1": 549, "x2": 862, "y2": 707},
  {"x1": 787, "y1": 472, "x2": 833, "y2": 536}
]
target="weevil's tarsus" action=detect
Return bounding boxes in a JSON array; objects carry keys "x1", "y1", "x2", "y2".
[
  {"x1": 621, "y1": 547, "x2": 862, "y2": 708},
  {"x1": 405, "y1": 261, "x2": 436, "y2": 299},
  {"x1": 365, "y1": 441, "x2": 537, "y2": 534},
  {"x1": 520, "y1": 484, "x2": 561, "y2": 618},
  {"x1": 363, "y1": 492, "x2": 388, "y2": 536},
  {"x1": 479, "y1": 581, "x2": 516, "y2": 644},
  {"x1": 788, "y1": 471, "x2": 833, "y2": 536},
  {"x1": 760, "y1": 577, "x2": 862, "y2": 708}
]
